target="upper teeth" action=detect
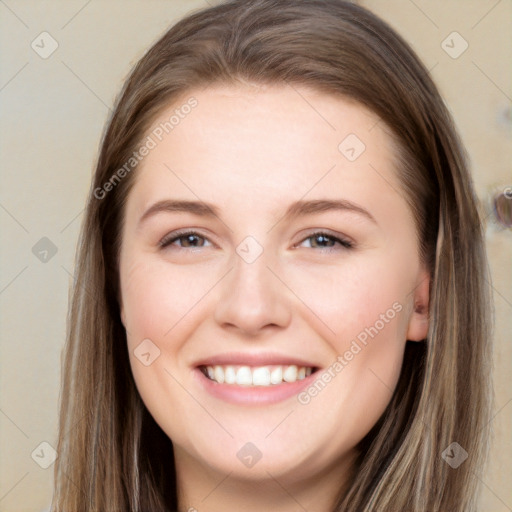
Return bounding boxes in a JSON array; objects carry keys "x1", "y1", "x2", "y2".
[{"x1": 203, "y1": 365, "x2": 313, "y2": 386}]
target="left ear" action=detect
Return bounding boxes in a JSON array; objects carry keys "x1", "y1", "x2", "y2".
[{"x1": 406, "y1": 266, "x2": 430, "y2": 342}]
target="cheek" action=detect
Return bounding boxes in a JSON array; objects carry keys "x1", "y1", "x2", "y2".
[
  {"x1": 286, "y1": 253, "x2": 410, "y2": 443},
  {"x1": 121, "y1": 258, "x2": 211, "y2": 341},
  {"x1": 285, "y1": 250, "x2": 411, "y2": 347},
  {"x1": 120, "y1": 258, "x2": 213, "y2": 444}
]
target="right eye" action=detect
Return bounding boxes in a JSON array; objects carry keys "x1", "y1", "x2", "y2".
[{"x1": 159, "y1": 230, "x2": 213, "y2": 250}]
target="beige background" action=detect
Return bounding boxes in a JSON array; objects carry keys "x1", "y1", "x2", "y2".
[{"x1": 0, "y1": 1, "x2": 510, "y2": 511}]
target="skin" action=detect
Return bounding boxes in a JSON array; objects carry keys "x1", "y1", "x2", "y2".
[{"x1": 118, "y1": 83, "x2": 430, "y2": 512}]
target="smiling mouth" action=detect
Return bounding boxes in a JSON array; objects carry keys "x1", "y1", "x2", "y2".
[{"x1": 199, "y1": 364, "x2": 318, "y2": 386}]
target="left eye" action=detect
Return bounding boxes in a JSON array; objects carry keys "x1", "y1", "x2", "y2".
[
  {"x1": 159, "y1": 231, "x2": 211, "y2": 249},
  {"x1": 297, "y1": 232, "x2": 353, "y2": 250}
]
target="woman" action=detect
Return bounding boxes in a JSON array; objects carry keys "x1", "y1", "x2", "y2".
[{"x1": 52, "y1": 1, "x2": 492, "y2": 510}]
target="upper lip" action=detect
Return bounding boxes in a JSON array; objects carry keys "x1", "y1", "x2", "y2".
[{"x1": 194, "y1": 352, "x2": 320, "y2": 369}]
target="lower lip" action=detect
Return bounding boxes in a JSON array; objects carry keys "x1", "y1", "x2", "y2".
[{"x1": 194, "y1": 368, "x2": 318, "y2": 405}]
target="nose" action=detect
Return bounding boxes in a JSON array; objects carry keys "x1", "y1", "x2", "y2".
[{"x1": 213, "y1": 243, "x2": 292, "y2": 336}]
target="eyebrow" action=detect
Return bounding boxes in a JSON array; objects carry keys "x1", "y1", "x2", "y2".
[
  {"x1": 138, "y1": 198, "x2": 377, "y2": 226},
  {"x1": 138, "y1": 199, "x2": 221, "y2": 226}
]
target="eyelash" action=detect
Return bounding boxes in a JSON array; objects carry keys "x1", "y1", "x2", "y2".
[{"x1": 158, "y1": 230, "x2": 353, "y2": 251}]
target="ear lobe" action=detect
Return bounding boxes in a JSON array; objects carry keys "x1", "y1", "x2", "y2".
[{"x1": 406, "y1": 270, "x2": 430, "y2": 342}]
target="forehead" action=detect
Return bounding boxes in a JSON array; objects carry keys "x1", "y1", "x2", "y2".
[{"x1": 126, "y1": 84, "x2": 403, "y2": 220}]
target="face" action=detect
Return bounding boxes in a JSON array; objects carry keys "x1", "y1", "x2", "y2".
[{"x1": 118, "y1": 84, "x2": 429, "y2": 493}]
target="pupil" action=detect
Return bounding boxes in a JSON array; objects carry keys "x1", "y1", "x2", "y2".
[
  {"x1": 186, "y1": 235, "x2": 199, "y2": 246},
  {"x1": 315, "y1": 235, "x2": 332, "y2": 247}
]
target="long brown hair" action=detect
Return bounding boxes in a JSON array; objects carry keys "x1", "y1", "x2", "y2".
[{"x1": 52, "y1": 1, "x2": 493, "y2": 510}]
